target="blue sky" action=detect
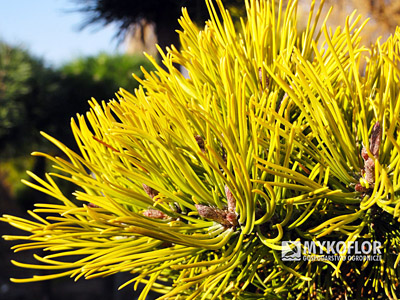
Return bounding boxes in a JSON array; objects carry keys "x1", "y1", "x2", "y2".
[{"x1": 0, "y1": 0, "x2": 122, "y2": 66}]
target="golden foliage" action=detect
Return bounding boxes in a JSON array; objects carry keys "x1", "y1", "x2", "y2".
[{"x1": 2, "y1": 0, "x2": 400, "y2": 298}]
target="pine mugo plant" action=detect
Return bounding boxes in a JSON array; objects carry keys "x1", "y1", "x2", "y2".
[{"x1": 2, "y1": 0, "x2": 400, "y2": 299}]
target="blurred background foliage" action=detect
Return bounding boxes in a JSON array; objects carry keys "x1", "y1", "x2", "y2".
[
  {"x1": 0, "y1": 41, "x2": 154, "y2": 211},
  {"x1": 71, "y1": 0, "x2": 246, "y2": 58}
]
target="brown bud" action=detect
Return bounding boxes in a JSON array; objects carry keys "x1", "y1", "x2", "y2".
[
  {"x1": 355, "y1": 183, "x2": 368, "y2": 193},
  {"x1": 369, "y1": 121, "x2": 381, "y2": 158},
  {"x1": 195, "y1": 204, "x2": 230, "y2": 226},
  {"x1": 361, "y1": 122, "x2": 381, "y2": 161},
  {"x1": 361, "y1": 146, "x2": 369, "y2": 161},
  {"x1": 364, "y1": 158, "x2": 375, "y2": 185},
  {"x1": 195, "y1": 204, "x2": 237, "y2": 227},
  {"x1": 142, "y1": 183, "x2": 159, "y2": 199},
  {"x1": 88, "y1": 203, "x2": 100, "y2": 208},
  {"x1": 226, "y1": 212, "x2": 238, "y2": 227},
  {"x1": 358, "y1": 121, "x2": 381, "y2": 189},
  {"x1": 258, "y1": 67, "x2": 269, "y2": 89},
  {"x1": 224, "y1": 185, "x2": 236, "y2": 213},
  {"x1": 195, "y1": 135, "x2": 205, "y2": 152},
  {"x1": 143, "y1": 209, "x2": 168, "y2": 219}
]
